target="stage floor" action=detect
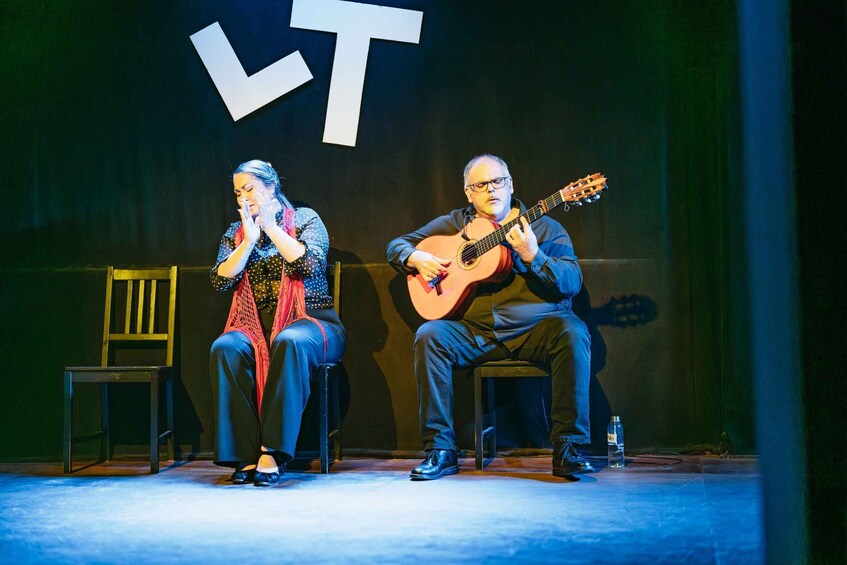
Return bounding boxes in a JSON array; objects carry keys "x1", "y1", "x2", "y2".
[{"x1": 0, "y1": 455, "x2": 761, "y2": 564}]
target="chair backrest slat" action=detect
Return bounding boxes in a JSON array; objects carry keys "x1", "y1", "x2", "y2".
[
  {"x1": 100, "y1": 267, "x2": 115, "y2": 366},
  {"x1": 331, "y1": 261, "x2": 342, "y2": 316},
  {"x1": 113, "y1": 268, "x2": 173, "y2": 280},
  {"x1": 101, "y1": 266, "x2": 178, "y2": 367},
  {"x1": 124, "y1": 280, "x2": 133, "y2": 334},
  {"x1": 148, "y1": 280, "x2": 157, "y2": 334},
  {"x1": 166, "y1": 266, "x2": 176, "y2": 365},
  {"x1": 135, "y1": 280, "x2": 145, "y2": 334}
]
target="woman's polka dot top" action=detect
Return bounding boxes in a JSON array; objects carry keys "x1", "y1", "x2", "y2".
[{"x1": 209, "y1": 207, "x2": 333, "y2": 311}]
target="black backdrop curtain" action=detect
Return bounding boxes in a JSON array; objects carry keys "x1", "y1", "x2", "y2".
[{"x1": 0, "y1": 0, "x2": 749, "y2": 459}]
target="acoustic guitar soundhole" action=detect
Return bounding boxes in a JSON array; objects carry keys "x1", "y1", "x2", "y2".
[{"x1": 458, "y1": 241, "x2": 480, "y2": 270}]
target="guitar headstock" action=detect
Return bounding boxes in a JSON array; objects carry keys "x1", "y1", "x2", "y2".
[{"x1": 560, "y1": 173, "x2": 607, "y2": 206}]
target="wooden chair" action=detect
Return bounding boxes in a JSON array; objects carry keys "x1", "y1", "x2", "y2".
[
  {"x1": 63, "y1": 266, "x2": 177, "y2": 474},
  {"x1": 302, "y1": 261, "x2": 343, "y2": 473},
  {"x1": 474, "y1": 360, "x2": 550, "y2": 471}
]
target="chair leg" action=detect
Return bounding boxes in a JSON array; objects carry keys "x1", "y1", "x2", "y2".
[
  {"x1": 319, "y1": 369, "x2": 329, "y2": 474},
  {"x1": 474, "y1": 370, "x2": 483, "y2": 471},
  {"x1": 331, "y1": 370, "x2": 342, "y2": 463},
  {"x1": 100, "y1": 382, "x2": 110, "y2": 462},
  {"x1": 63, "y1": 371, "x2": 73, "y2": 474},
  {"x1": 165, "y1": 376, "x2": 174, "y2": 462},
  {"x1": 149, "y1": 374, "x2": 159, "y2": 474},
  {"x1": 486, "y1": 378, "x2": 497, "y2": 461}
]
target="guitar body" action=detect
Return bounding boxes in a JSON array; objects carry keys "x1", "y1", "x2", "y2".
[{"x1": 407, "y1": 218, "x2": 513, "y2": 320}]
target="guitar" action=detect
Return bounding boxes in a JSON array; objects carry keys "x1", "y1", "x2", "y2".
[{"x1": 407, "y1": 173, "x2": 607, "y2": 320}]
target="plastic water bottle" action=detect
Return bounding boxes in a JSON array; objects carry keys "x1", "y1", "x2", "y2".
[{"x1": 607, "y1": 416, "x2": 625, "y2": 468}]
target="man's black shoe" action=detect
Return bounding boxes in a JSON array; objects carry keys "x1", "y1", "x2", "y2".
[
  {"x1": 552, "y1": 442, "x2": 595, "y2": 478},
  {"x1": 410, "y1": 449, "x2": 459, "y2": 480}
]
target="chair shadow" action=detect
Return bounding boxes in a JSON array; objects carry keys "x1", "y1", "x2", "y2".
[
  {"x1": 388, "y1": 271, "x2": 428, "y2": 332},
  {"x1": 61, "y1": 460, "x2": 184, "y2": 477},
  {"x1": 512, "y1": 287, "x2": 658, "y2": 453},
  {"x1": 576, "y1": 288, "x2": 658, "y2": 452},
  {"x1": 291, "y1": 245, "x2": 397, "y2": 459},
  {"x1": 465, "y1": 470, "x2": 599, "y2": 484}
]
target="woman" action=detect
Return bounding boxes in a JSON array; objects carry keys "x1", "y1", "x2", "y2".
[{"x1": 209, "y1": 159, "x2": 346, "y2": 486}]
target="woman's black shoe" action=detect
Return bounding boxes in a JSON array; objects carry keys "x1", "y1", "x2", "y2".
[
  {"x1": 253, "y1": 470, "x2": 283, "y2": 487},
  {"x1": 229, "y1": 468, "x2": 255, "y2": 485}
]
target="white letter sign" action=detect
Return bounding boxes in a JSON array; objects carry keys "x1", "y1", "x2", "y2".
[
  {"x1": 291, "y1": 0, "x2": 423, "y2": 146},
  {"x1": 190, "y1": 22, "x2": 314, "y2": 121},
  {"x1": 191, "y1": 1, "x2": 423, "y2": 146}
]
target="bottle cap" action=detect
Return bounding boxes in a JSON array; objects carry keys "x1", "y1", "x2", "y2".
[{"x1": 611, "y1": 416, "x2": 620, "y2": 422}]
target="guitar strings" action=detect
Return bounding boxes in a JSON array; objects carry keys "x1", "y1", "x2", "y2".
[{"x1": 449, "y1": 177, "x2": 604, "y2": 266}]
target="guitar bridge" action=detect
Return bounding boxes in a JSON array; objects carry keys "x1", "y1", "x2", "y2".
[{"x1": 429, "y1": 274, "x2": 444, "y2": 295}]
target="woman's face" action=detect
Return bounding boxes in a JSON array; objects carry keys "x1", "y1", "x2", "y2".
[{"x1": 233, "y1": 173, "x2": 275, "y2": 218}]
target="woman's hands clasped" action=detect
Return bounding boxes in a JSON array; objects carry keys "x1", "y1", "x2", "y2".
[
  {"x1": 254, "y1": 190, "x2": 282, "y2": 233},
  {"x1": 237, "y1": 198, "x2": 261, "y2": 244},
  {"x1": 237, "y1": 191, "x2": 282, "y2": 244}
]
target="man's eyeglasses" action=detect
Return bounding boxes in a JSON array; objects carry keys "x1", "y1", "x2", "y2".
[{"x1": 465, "y1": 176, "x2": 511, "y2": 192}]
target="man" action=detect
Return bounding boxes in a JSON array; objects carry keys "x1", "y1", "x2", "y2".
[{"x1": 386, "y1": 154, "x2": 594, "y2": 480}]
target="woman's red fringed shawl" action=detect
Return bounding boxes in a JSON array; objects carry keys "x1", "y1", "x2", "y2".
[{"x1": 220, "y1": 208, "x2": 326, "y2": 412}]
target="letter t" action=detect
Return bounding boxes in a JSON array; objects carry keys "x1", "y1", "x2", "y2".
[{"x1": 291, "y1": 0, "x2": 423, "y2": 147}]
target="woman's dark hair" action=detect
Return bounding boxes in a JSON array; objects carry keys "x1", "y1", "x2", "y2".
[{"x1": 233, "y1": 159, "x2": 293, "y2": 209}]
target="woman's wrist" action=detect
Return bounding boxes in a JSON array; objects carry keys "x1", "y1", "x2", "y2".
[{"x1": 264, "y1": 222, "x2": 286, "y2": 239}]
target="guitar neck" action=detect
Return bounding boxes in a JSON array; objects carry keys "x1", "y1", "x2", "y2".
[{"x1": 474, "y1": 191, "x2": 566, "y2": 255}]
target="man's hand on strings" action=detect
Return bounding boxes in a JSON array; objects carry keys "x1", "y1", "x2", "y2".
[{"x1": 408, "y1": 250, "x2": 451, "y2": 283}]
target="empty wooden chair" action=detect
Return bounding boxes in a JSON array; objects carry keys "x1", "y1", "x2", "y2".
[{"x1": 63, "y1": 266, "x2": 177, "y2": 474}]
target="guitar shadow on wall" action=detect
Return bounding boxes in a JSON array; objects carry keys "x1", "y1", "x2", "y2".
[{"x1": 549, "y1": 288, "x2": 658, "y2": 452}]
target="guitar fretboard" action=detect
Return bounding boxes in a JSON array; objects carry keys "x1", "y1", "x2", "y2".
[
  {"x1": 460, "y1": 191, "x2": 564, "y2": 263},
  {"x1": 458, "y1": 175, "x2": 604, "y2": 264}
]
